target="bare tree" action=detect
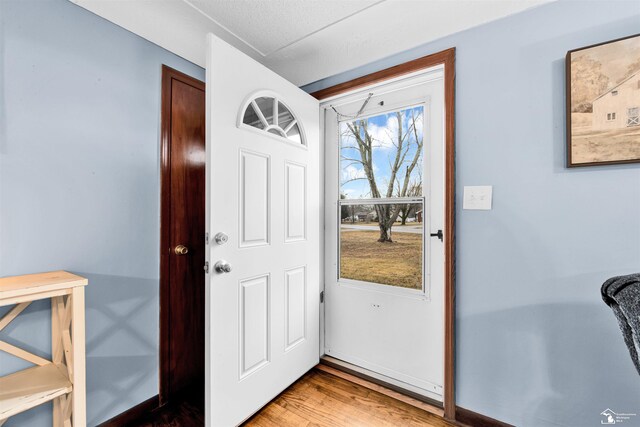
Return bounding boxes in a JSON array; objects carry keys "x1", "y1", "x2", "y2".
[
  {"x1": 341, "y1": 109, "x2": 423, "y2": 242},
  {"x1": 397, "y1": 179, "x2": 422, "y2": 225}
]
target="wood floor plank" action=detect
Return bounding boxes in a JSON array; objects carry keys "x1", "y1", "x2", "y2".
[
  {"x1": 307, "y1": 379, "x2": 424, "y2": 426},
  {"x1": 315, "y1": 364, "x2": 444, "y2": 418},
  {"x1": 302, "y1": 374, "x2": 398, "y2": 427},
  {"x1": 308, "y1": 370, "x2": 450, "y2": 427},
  {"x1": 246, "y1": 402, "x2": 311, "y2": 427},
  {"x1": 275, "y1": 393, "x2": 351, "y2": 426}
]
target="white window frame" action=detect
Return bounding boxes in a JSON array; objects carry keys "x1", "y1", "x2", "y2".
[
  {"x1": 628, "y1": 107, "x2": 640, "y2": 127},
  {"x1": 322, "y1": 66, "x2": 444, "y2": 301},
  {"x1": 335, "y1": 100, "x2": 429, "y2": 296}
]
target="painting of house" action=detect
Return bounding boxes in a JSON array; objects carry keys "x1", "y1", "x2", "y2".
[
  {"x1": 592, "y1": 70, "x2": 640, "y2": 130},
  {"x1": 567, "y1": 34, "x2": 640, "y2": 166}
]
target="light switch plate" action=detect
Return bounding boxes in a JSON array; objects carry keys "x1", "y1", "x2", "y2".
[{"x1": 463, "y1": 186, "x2": 492, "y2": 210}]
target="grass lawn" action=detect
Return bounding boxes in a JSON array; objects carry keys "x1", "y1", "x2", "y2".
[
  {"x1": 340, "y1": 230, "x2": 422, "y2": 289},
  {"x1": 571, "y1": 117, "x2": 640, "y2": 163}
]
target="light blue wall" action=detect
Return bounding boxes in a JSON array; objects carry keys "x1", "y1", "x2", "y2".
[
  {"x1": 305, "y1": 1, "x2": 640, "y2": 426},
  {"x1": 0, "y1": 0, "x2": 204, "y2": 425}
]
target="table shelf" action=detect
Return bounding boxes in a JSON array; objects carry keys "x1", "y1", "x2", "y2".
[
  {"x1": 0, "y1": 271, "x2": 87, "y2": 426},
  {"x1": 0, "y1": 363, "x2": 72, "y2": 420}
]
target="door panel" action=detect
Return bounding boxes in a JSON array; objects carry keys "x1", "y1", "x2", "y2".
[
  {"x1": 285, "y1": 162, "x2": 306, "y2": 242},
  {"x1": 239, "y1": 150, "x2": 270, "y2": 247},
  {"x1": 205, "y1": 34, "x2": 320, "y2": 427},
  {"x1": 285, "y1": 266, "x2": 307, "y2": 350},
  {"x1": 163, "y1": 70, "x2": 206, "y2": 397},
  {"x1": 239, "y1": 274, "x2": 270, "y2": 378}
]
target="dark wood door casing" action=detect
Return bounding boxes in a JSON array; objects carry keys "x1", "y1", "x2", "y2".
[{"x1": 160, "y1": 65, "x2": 206, "y2": 404}]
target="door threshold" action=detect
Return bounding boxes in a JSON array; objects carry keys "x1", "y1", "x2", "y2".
[{"x1": 319, "y1": 356, "x2": 444, "y2": 418}]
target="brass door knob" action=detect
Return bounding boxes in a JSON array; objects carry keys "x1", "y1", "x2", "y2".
[{"x1": 174, "y1": 245, "x2": 189, "y2": 255}]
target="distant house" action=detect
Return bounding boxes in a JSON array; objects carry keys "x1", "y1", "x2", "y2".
[
  {"x1": 416, "y1": 209, "x2": 423, "y2": 223},
  {"x1": 355, "y1": 211, "x2": 377, "y2": 222},
  {"x1": 592, "y1": 70, "x2": 640, "y2": 130},
  {"x1": 355, "y1": 212, "x2": 368, "y2": 222}
]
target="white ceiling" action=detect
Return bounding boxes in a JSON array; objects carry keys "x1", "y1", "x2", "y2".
[
  {"x1": 187, "y1": 0, "x2": 383, "y2": 56},
  {"x1": 71, "y1": 0, "x2": 553, "y2": 86}
]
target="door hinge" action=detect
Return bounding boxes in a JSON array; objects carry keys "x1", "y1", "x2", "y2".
[
  {"x1": 205, "y1": 232, "x2": 209, "y2": 245},
  {"x1": 204, "y1": 261, "x2": 209, "y2": 274},
  {"x1": 320, "y1": 291, "x2": 325, "y2": 303}
]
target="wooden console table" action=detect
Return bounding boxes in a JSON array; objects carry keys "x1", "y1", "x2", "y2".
[{"x1": 0, "y1": 271, "x2": 87, "y2": 427}]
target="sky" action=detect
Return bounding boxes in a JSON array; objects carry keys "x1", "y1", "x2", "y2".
[{"x1": 340, "y1": 105, "x2": 424, "y2": 199}]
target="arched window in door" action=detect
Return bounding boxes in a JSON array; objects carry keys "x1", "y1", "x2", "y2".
[{"x1": 240, "y1": 95, "x2": 304, "y2": 145}]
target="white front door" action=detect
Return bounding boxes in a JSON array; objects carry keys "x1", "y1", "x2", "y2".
[
  {"x1": 323, "y1": 69, "x2": 445, "y2": 400},
  {"x1": 205, "y1": 34, "x2": 320, "y2": 426}
]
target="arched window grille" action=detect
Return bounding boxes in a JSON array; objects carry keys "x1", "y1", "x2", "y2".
[{"x1": 241, "y1": 96, "x2": 304, "y2": 145}]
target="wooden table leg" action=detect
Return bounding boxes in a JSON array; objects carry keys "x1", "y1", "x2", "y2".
[
  {"x1": 52, "y1": 296, "x2": 63, "y2": 427},
  {"x1": 71, "y1": 287, "x2": 86, "y2": 427}
]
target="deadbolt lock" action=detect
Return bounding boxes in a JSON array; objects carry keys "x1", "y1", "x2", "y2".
[{"x1": 214, "y1": 232, "x2": 229, "y2": 245}]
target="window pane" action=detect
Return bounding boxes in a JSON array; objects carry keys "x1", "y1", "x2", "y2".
[
  {"x1": 243, "y1": 103, "x2": 264, "y2": 129},
  {"x1": 340, "y1": 106, "x2": 424, "y2": 199},
  {"x1": 254, "y1": 97, "x2": 275, "y2": 125},
  {"x1": 278, "y1": 101, "x2": 295, "y2": 130},
  {"x1": 286, "y1": 123, "x2": 302, "y2": 144},
  {"x1": 340, "y1": 202, "x2": 423, "y2": 289}
]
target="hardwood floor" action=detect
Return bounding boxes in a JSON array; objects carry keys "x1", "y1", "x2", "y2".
[
  {"x1": 244, "y1": 369, "x2": 455, "y2": 427},
  {"x1": 134, "y1": 368, "x2": 456, "y2": 426}
]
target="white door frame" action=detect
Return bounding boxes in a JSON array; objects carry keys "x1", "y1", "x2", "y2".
[
  {"x1": 322, "y1": 67, "x2": 445, "y2": 402},
  {"x1": 312, "y1": 48, "x2": 456, "y2": 420}
]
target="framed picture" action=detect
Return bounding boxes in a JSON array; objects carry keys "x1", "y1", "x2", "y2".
[{"x1": 566, "y1": 34, "x2": 640, "y2": 167}]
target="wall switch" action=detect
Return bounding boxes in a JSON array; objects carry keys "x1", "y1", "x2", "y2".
[{"x1": 463, "y1": 186, "x2": 492, "y2": 210}]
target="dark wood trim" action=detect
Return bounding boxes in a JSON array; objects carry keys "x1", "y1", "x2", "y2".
[
  {"x1": 97, "y1": 395, "x2": 159, "y2": 427},
  {"x1": 455, "y1": 406, "x2": 515, "y2": 427},
  {"x1": 565, "y1": 33, "x2": 640, "y2": 167},
  {"x1": 442, "y1": 48, "x2": 457, "y2": 422},
  {"x1": 311, "y1": 48, "x2": 457, "y2": 421},
  {"x1": 159, "y1": 65, "x2": 206, "y2": 406},
  {"x1": 310, "y1": 48, "x2": 455, "y2": 100}
]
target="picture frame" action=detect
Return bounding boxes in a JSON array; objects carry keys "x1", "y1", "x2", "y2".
[{"x1": 566, "y1": 33, "x2": 640, "y2": 167}]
